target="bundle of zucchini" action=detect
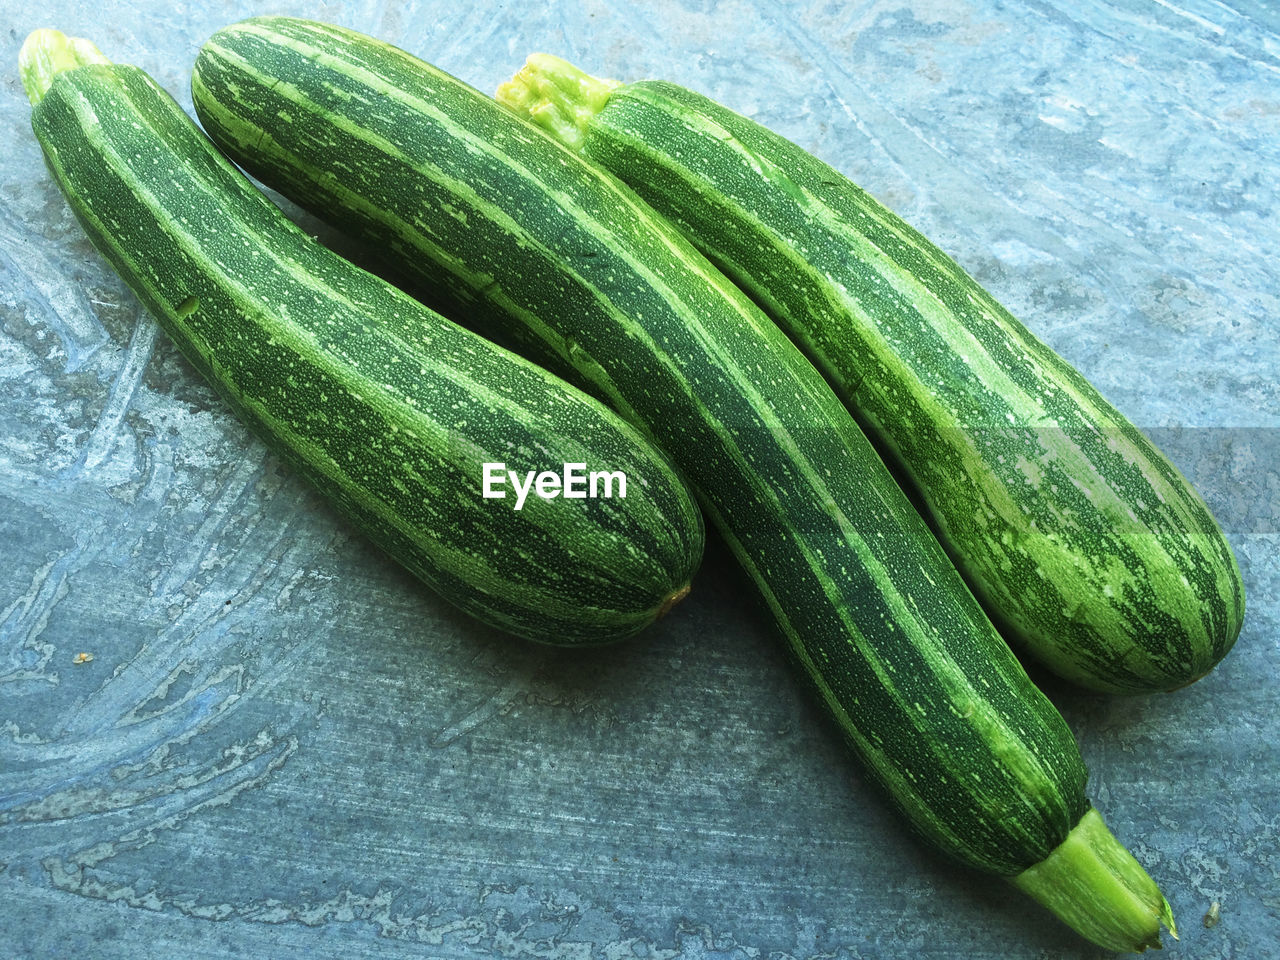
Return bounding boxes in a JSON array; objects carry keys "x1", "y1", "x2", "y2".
[{"x1": 23, "y1": 15, "x2": 1245, "y2": 952}]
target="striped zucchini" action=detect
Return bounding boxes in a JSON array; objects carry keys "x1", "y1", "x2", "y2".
[
  {"x1": 497, "y1": 56, "x2": 1245, "y2": 694},
  {"x1": 192, "y1": 18, "x2": 1173, "y2": 950},
  {"x1": 19, "y1": 29, "x2": 704, "y2": 647}
]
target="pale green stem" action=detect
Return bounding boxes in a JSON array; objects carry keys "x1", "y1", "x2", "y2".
[
  {"x1": 19, "y1": 28, "x2": 111, "y2": 106},
  {"x1": 495, "y1": 53, "x2": 619, "y2": 153},
  {"x1": 1012, "y1": 807, "x2": 1178, "y2": 953}
]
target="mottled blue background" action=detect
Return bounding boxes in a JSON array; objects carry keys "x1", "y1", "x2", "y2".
[{"x1": 2, "y1": 2, "x2": 1276, "y2": 958}]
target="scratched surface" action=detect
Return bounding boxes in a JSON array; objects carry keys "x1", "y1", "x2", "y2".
[{"x1": 2, "y1": 1, "x2": 1278, "y2": 958}]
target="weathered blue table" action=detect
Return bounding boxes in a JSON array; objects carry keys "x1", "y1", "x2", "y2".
[{"x1": 2, "y1": 2, "x2": 1276, "y2": 957}]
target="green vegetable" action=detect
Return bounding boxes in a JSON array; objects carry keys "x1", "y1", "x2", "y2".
[
  {"x1": 19, "y1": 28, "x2": 703, "y2": 647},
  {"x1": 191, "y1": 17, "x2": 1174, "y2": 950},
  {"x1": 496, "y1": 55, "x2": 1244, "y2": 694}
]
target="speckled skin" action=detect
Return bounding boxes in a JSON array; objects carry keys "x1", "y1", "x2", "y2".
[{"x1": 1, "y1": 2, "x2": 1276, "y2": 959}]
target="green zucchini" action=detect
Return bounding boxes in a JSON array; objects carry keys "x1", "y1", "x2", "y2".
[
  {"x1": 19, "y1": 29, "x2": 704, "y2": 648},
  {"x1": 191, "y1": 17, "x2": 1174, "y2": 950},
  {"x1": 496, "y1": 56, "x2": 1244, "y2": 694}
]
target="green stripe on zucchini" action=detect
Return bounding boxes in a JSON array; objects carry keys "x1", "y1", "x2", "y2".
[
  {"x1": 497, "y1": 54, "x2": 1243, "y2": 694},
  {"x1": 19, "y1": 28, "x2": 703, "y2": 648},
  {"x1": 192, "y1": 18, "x2": 1174, "y2": 950}
]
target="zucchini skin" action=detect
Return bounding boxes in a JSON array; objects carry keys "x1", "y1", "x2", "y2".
[
  {"x1": 190, "y1": 17, "x2": 1093, "y2": 877},
  {"x1": 27, "y1": 51, "x2": 704, "y2": 645},
  {"x1": 510, "y1": 71, "x2": 1244, "y2": 693}
]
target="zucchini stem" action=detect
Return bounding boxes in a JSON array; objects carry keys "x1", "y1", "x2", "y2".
[
  {"x1": 1011, "y1": 807, "x2": 1177, "y2": 952},
  {"x1": 496, "y1": 53, "x2": 619, "y2": 152},
  {"x1": 19, "y1": 28, "x2": 111, "y2": 106},
  {"x1": 655, "y1": 582, "x2": 691, "y2": 619}
]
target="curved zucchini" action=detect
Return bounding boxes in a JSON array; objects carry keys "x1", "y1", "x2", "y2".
[
  {"x1": 496, "y1": 56, "x2": 1244, "y2": 694},
  {"x1": 190, "y1": 18, "x2": 1176, "y2": 950},
  {"x1": 19, "y1": 29, "x2": 703, "y2": 647}
]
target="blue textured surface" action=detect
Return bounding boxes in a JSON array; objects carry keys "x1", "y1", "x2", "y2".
[{"x1": 1, "y1": 2, "x2": 1277, "y2": 958}]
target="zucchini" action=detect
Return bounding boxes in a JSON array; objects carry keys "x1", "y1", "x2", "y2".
[
  {"x1": 496, "y1": 56, "x2": 1245, "y2": 694},
  {"x1": 19, "y1": 29, "x2": 704, "y2": 648},
  {"x1": 191, "y1": 17, "x2": 1175, "y2": 950}
]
